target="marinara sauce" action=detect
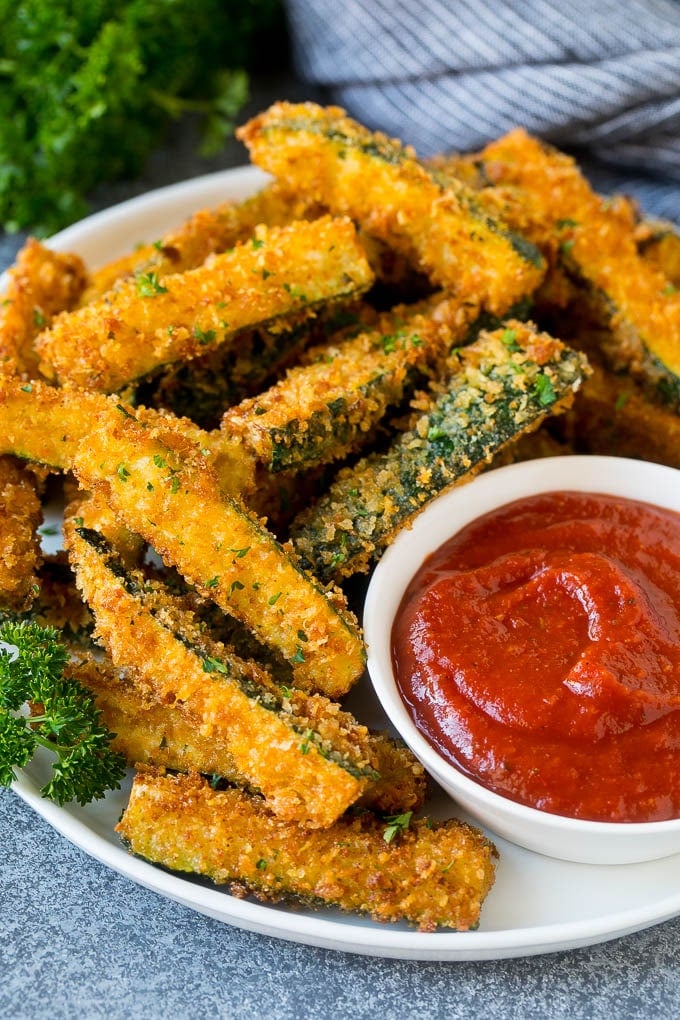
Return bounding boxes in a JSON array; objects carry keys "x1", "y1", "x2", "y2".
[{"x1": 392, "y1": 491, "x2": 680, "y2": 822}]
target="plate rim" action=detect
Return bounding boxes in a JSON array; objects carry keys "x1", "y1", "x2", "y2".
[{"x1": 9, "y1": 165, "x2": 680, "y2": 961}]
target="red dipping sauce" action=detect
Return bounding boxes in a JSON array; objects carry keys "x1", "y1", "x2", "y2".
[{"x1": 392, "y1": 491, "x2": 680, "y2": 823}]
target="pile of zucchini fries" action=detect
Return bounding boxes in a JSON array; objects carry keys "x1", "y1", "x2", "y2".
[{"x1": 3, "y1": 101, "x2": 678, "y2": 931}]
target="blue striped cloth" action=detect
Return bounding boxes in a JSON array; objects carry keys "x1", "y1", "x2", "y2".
[{"x1": 284, "y1": 0, "x2": 680, "y2": 221}]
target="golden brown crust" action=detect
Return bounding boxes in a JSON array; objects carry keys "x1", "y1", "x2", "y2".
[
  {"x1": 238, "y1": 101, "x2": 544, "y2": 315},
  {"x1": 117, "y1": 769, "x2": 496, "y2": 931},
  {"x1": 469, "y1": 129, "x2": 680, "y2": 399},
  {"x1": 81, "y1": 184, "x2": 328, "y2": 303},
  {"x1": 65, "y1": 514, "x2": 375, "y2": 828},
  {"x1": 71, "y1": 406, "x2": 365, "y2": 696},
  {"x1": 0, "y1": 456, "x2": 42, "y2": 611},
  {"x1": 36, "y1": 216, "x2": 373, "y2": 392},
  {"x1": 0, "y1": 238, "x2": 87, "y2": 378}
]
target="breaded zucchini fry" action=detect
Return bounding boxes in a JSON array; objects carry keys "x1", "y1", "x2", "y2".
[
  {"x1": 0, "y1": 457, "x2": 42, "y2": 611},
  {"x1": 0, "y1": 377, "x2": 257, "y2": 498},
  {"x1": 36, "y1": 216, "x2": 374, "y2": 392},
  {"x1": 562, "y1": 359, "x2": 680, "y2": 468},
  {"x1": 66, "y1": 521, "x2": 378, "y2": 828},
  {"x1": 291, "y1": 322, "x2": 588, "y2": 581},
  {"x1": 81, "y1": 183, "x2": 326, "y2": 303},
  {"x1": 468, "y1": 130, "x2": 680, "y2": 410},
  {"x1": 636, "y1": 219, "x2": 680, "y2": 290},
  {"x1": 71, "y1": 651, "x2": 426, "y2": 816},
  {"x1": 0, "y1": 238, "x2": 87, "y2": 377},
  {"x1": 237, "y1": 102, "x2": 544, "y2": 315},
  {"x1": 222, "y1": 310, "x2": 456, "y2": 473},
  {"x1": 71, "y1": 406, "x2": 365, "y2": 696},
  {"x1": 117, "y1": 769, "x2": 496, "y2": 931}
]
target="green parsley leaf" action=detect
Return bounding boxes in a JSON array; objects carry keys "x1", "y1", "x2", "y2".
[
  {"x1": 193, "y1": 325, "x2": 217, "y2": 345},
  {"x1": 533, "y1": 374, "x2": 556, "y2": 406},
  {"x1": 136, "y1": 272, "x2": 168, "y2": 297},
  {"x1": 0, "y1": 619, "x2": 125, "y2": 804},
  {"x1": 382, "y1": 811, "x2": 413, "y2": 844}
]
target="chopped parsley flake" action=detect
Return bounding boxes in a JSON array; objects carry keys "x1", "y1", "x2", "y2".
[
  {"x1": 383, "y1": 811, "x2": 413, "y2": 844},
  {"x1": 533, "y1": 374, "x2": 556, "y2": 406},
  {"x1": 229, "y1": 546, "x2": 251, "y2": 558},
  {"x1": 501, "y1": 327, "x2": 520, "y2": 351},
  {"x1": 202, "y1": 656, "x2": 229, "y2": 675},
  {"x1": 299, "y1": 728, "x2": 314, "y2": 754},
  {"x1": 136, "y1": 272, "x2": 168, "y2": 297},
  {"x1": 194, "y1": 326, "x2": 217, "y2": 345}
]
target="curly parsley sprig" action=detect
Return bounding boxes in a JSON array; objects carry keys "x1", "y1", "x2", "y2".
[
  {"x1": 0, "y1": 0, "x2": 281, "y2": 234},
  {"x1": 0, "y1": 619, "x2": 126, "y2": 805}
]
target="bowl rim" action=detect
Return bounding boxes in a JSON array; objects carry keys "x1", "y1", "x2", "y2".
[{"x1": 364, "y1": 454, "x2": 680, "y2": 836}]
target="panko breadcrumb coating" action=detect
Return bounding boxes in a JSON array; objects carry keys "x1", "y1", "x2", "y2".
[
  {"x1": 290, "y1": 322, "x2": 588, "y2": 582},
  {"x1": 36, "y1": 216, "x2": 373, "y2": 392},
  {"x1": 117, "y1": 769, "x2": 497, "y2": 932},
  {"x1": 70, "y1": 406, "x2": 366, "y2": 697},
  {"x1": 0, "y1": 457, "x2": 42, "y2": 611},
  {"x1": 238, "y1": 102, "x2": 545, "y2": 316},
  {"x1": 0, "y1": 237, "x2": 87, "y2": 377},
  {"x1": 66, "y1": 516, "x2": 377, "y2": 828},
  {"x1": 81, "y1": 183, "x2": 327, "y2": 303},
  {"x1": 463, "y1": 129, "x2": 680, "y2": 410}
]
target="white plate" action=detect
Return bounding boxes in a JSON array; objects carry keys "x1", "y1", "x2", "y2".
[{"x1": 9, "y1": 167, "x2": 680, "y2": 961}]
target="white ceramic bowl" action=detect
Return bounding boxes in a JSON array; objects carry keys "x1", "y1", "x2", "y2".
[{"x1": 364, "y1": 455, "x2": 680, "y2": 865}]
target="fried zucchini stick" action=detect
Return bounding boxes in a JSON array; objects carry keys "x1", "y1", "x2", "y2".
[
  {"x1": 0, "y1": 457, "x2": 42, "y2": 611},
  {"x1": 291, "y1": 322, "x2": 588, "y2": 582},
  {"x1": 70, "y1": 406, "x2": 365, "y2": 696},
  {"x1": 81, "y1": 183, "x2": 326, "y2": 303},
  {"x1": 36, "y1": 216, "x2": 374, "y2": 392},
  {"x1": 237, "y1": 102, "x2": 544, "y2": 315},
  {"x1": 70, "y1": 652, "x2": 426, "y2": 816},
  {"x1": 118, "y1": 770, "x2": 496, "y2": 931},
  {"x1": 0, "y1": 238, "x2": 87, "y2": 377},
  {"x1": 0, "y1": 377, "x2": 257, "y2": 498},
  {"x1": 635, "y1": 218, "x2": 680, "y2": 290},
  {"x1": 0, "y1": 240, "x2": 85, "y2": 608},
  {"x1": 561, "y1": 359, "x2": 680, "y2": 468},
  {"x1": 222, "y1": 309, "x2": 458, "y2": 473},
  {"x1": 65, "y1": 517, "x2": 380, "y2": 828},
  {"x1": 465, "y1": 130, "x2": 680, "y2": 410}
]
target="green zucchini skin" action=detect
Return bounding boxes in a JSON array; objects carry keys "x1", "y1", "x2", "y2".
[
  {"x1": 224, "y1": 313, "x2": 455, "y2": 474},
  {"x1": 558, "y1": 257, "x2": 680, "y2": 412},
  {"x1": 223, "y1": 296, "x2": 536, "y2": 477},
  {"x1": 290, "y1": 322, "x2": 588, "y2": 582}
]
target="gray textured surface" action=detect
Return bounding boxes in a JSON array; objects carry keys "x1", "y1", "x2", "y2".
[
  {"x1": 1, "y1": 72, "x2": 679, "y2": 1020},
  {"x1": 2, "y1": 788, "x2": 680, "y2": 1020}
]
